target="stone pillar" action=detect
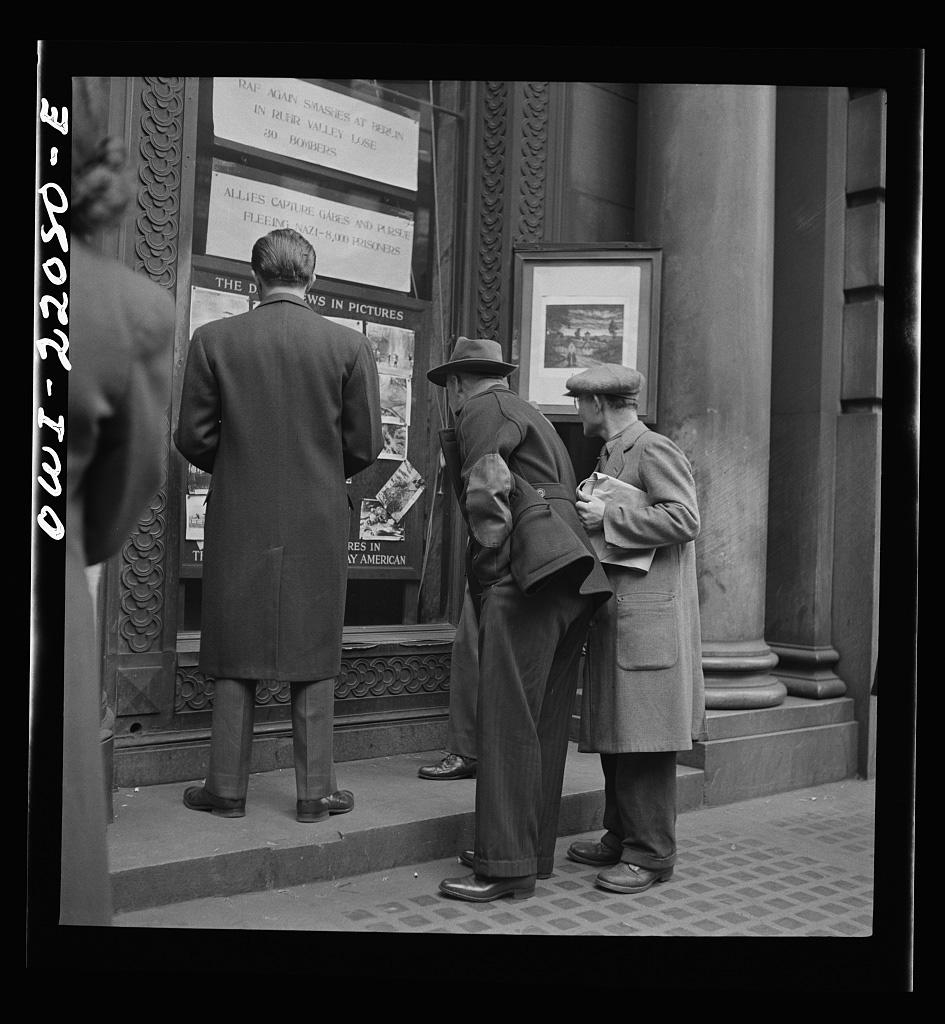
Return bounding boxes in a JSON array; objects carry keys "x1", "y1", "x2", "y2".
[
  {"x1": 833, "y1": 89, "x2": 886, "y2": 779},
  {"x1": 765, "y1": 86, "x2": 848, "y2": 700},
  {"x1": 635, "y1": 84, "x2": 785, "y2": 709}
]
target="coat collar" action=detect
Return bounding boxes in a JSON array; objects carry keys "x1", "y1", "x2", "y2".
[
  {"x1": 455, "y1": 381, "x2": 511, "y2": 415},
  {"x1": 598, "y1": 419, "x2": 648, "y2": 470},
  {"x1": 256, "y1": 292, "x2": 312, "y2": 310}
]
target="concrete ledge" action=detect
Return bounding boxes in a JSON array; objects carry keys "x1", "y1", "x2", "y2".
[
  {"x1": 108, "y1": 745, "x2": 704, "y2": 913},
  {"x1": 115, "y1": 717, "x2": 450, "y2": 788},
  {"x1": 700, "y1": 695, "x2": 854, "y2": 741},
  {"x1": 679, "y1": 722, "x2": 858, "y2": 806}
]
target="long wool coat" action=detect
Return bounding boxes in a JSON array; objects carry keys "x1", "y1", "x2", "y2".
[
  {"x1": 174, "y1": 293, "x2": 383, "y2": 681},
  {"x1": 579, "y1": 420, "x2": 707, "y2": 753},
  {"x1": 445, "y1": 384, "x2": 611, "y2": 607},
  {"x1": 64, "y1": 240, "x2": 175, "y2": 923}
]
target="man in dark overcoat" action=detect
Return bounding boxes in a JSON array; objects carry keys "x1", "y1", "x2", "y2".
[
  {"x1": 174, "y1": 229, "x2": 383, "y2": 823},
  {"x1": 569, "y1": 364, "x2": 706, "y2": 893},
  {"x1": 429, "y1": 337, "x2": 611, "y2": 902}
]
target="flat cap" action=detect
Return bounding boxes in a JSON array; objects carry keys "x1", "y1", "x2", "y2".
[{"x1": 564, "y1": 363, "x2": 645, "y2": 398}]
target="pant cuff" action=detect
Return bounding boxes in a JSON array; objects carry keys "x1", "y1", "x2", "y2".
[
  {"x1": 620, "y1": 846, "x2": 677, "y2": 871},
  {"x1": 205, "y1": 774, "x2": 248, "y2": 801},
  {"x1": 473, "y1": 856, "x2": 537, "y2": 878}
]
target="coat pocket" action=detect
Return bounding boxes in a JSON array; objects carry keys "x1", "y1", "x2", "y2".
[{"x1": 615, "y1": 592, "x2": 678, "y2": 670}]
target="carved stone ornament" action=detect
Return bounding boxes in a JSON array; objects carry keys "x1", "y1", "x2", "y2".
[
  {"x1": 515, "y1": 82, "x2": 549, "y2": 244},
  {"x1": 176, "y1": 654, "x2": 452, "y2": 713},
  {"x1": 118, "y1": 429, "x2": 168, "y2": 653},
  {"x1": 476, "y1": 82, "x2": 508, "y2": 341},
  {"x1": 117, "y1": 77, "x2": 184, "y2": 655}
]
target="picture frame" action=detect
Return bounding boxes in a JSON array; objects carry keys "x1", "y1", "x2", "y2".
[{"x1": 512, "y1": 243, "x2": 662, "y2": 420}]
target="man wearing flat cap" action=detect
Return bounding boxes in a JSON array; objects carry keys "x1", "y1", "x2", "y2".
[
  {"x1": 568, "y1": 364, "x2": 706, "y2": 894},
  {"x1": 429, "y1": 337, "x2": 612, "y2": 902}
]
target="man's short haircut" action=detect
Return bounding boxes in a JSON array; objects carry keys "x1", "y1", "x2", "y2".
[
  {"x1": 251, "y1": 229, "x2": 316, "y2": 287},
  {"x1": 449, "y1": 371, "x2": 510, "y2": 387},
  {"x1": 599, "y1": 393, "x2": 639, "y2": 411}
]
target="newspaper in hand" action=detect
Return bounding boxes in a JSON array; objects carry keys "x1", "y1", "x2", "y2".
[{"x1": 579, "y1": 471, "x2": 656, "y2": 574}]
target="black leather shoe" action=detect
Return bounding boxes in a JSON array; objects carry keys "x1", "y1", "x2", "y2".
[
  {"x1": 439, "y1": 872, "x2": 536, "y2": 902},
  {"x1": 183, "y1": 786, "x2": 246, "y2": 818},
  {"x1": 418, "y1": 753, "x2": 477, "y2": 780},
  {"x1": 296, "y1": 798, "x2": 330, "y2": 823},
  {"x1": 459, "y1": 849, "x2": 552, "y2": 880},
  {"x1": 325, "y1": 790, "x2": 354, "y2": 815},
  {"x1": 566, "y1": 839, "x2": 621, "y2": 866},
  {"x1": 297, "y1": 790, "x2": 355, "y2": 822},
  {"x1": 595, "y1": 862, "x2": 674, "y2": 894}
]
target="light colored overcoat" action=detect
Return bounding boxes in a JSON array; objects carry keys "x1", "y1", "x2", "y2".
[
  {"x1": 579, "y1": 420, "x2": 707, "y2": 753},
  {"x1": 174, "y1": 293, "x2": 383, "y2": 681}
]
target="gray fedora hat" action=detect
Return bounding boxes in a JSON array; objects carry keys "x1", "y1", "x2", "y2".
[{"x1": 427, "y1": 337, "x2": 518, "y2": 386}]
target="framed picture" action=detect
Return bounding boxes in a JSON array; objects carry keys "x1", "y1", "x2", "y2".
[{"x1": 512, "y1": 244, "x2": 662, "y2": 420}]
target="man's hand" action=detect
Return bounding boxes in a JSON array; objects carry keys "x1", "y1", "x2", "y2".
[{"x1": 576, "y1": 486, "x2": 606, "y2": 532}]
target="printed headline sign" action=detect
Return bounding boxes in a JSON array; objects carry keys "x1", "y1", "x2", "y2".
[
  {"x1": 213, "y1": 78, "x2": 420, "y2": 192},
  {"x1": 206, "y1": 170, "x2": 415, "y2": 293}
]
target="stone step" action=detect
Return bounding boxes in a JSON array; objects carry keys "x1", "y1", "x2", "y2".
[
  {"x1": 677, "y1": 697, "x2": 858, "y2": 805},
  {"x1": 108, "y1": 744, "x2": 704, "y2": 913}
]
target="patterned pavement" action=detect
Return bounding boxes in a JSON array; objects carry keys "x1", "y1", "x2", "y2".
[{"x1": 114, "y1": 777, "x2": 876, "y2": 936}]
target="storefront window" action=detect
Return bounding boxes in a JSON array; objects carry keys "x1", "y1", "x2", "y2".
[{"x1": 178, "y1": 78, "x2": 466, "y2": 642}]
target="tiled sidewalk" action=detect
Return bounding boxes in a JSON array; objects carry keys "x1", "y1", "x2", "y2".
[{"x1": 114, "y1": 777, "x2": 875, "y2": 936}]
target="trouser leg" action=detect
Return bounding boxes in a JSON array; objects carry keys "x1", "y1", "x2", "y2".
[
  {"x1": 290, "y1": 677, "x2": 335, "y2": 802},
  {"x1": 534, "y1": 603, "x2": 594, "y2": 877},
  {"x1": 445, "y1": 583, "x2": 480, "y2": 758},
  {"x1": 600, "y1": 750, "x2": 678, "y2": 870},
  {"x1": 599, "y1": 755, "x2": 627, "y2": 856},
  {"x1": 206, "y1": 677, "x2": 255, "y2": 800},
  {"x1": 473, "y1": 578, "x2": 591, "y2": 878}
]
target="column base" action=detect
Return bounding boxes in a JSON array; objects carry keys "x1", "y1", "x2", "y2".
[
  {"x1": 768, "y1": 643, "x2": 847, "y2": 700},
  {"x1": 702, "y1": 640, "x2": 786, "y2": 710}
]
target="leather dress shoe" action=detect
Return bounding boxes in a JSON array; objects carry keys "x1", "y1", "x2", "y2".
[
  {"x1": 325, "y1": 790, "x2": 354, "y2": 815},
  {"x1": 439, "y1": 872, "x2": 536, "y2": 902},
  {"x1": 595, "y1": 862, "x2": 674, "y2": 894},
  {"x1": 418, "y1": 753, "x2": 477, "y2": 780},
  {"x1": 459, "y1": 849, "x2": 552, "y2": 880},
  {"x1": 296, "y1": 790, "x2": 355, "y2": 823},
  {"x1": 566, "y1": 839, "x2": 621, "y2": 866},
  {"x1": 183, "y1": 786, "x2": 246, "y2": 818}
]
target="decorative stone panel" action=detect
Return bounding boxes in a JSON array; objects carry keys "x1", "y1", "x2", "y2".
[
  {"x1": 175, "y1": 653, "x2": 452, "y2": 713},
  {"x1": 116, "y1": 77, "x2": 185, "y2": 656},
  {"x1": 476, "y1": 82, "x2": 508, "y2": 340},
  {"x1": 515, "y1": 82, "x2": 549, "y2": 244}
]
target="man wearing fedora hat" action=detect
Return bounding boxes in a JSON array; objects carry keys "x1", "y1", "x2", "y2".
[
  {"x1": 429, "y1": 337, "x2": 611, "y2": 902},
  {"x1": 566, "y1": 364, "x2": 706, "y2": 894}
]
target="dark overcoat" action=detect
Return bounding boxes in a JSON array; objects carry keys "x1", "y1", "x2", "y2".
[
  {"x1": 63, "y1": 239, "x2": 175, "y2": 923},
  {"x1": 446, "y1": 383, "x2": 610, "y2": 607},
  {"x1": 579, "y1": 420, "x2": 707, "y2": 753},
  {"x1": 174, "y1": 293, "x2": 383, "y2": 681}
]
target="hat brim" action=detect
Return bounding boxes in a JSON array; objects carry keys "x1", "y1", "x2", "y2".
[{"x1": 427, "y1": 358, "x2": 518, "y2": 386}]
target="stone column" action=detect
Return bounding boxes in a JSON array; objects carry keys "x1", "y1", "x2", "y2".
[
  {"x1": 635, "y1": 84, "x2": 785, "y2": 709},
  {"x1": 765, "y1": 86, "x2": 848, "y2": 700}
]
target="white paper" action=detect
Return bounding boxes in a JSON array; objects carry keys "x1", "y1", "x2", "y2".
[
  {"x1": 206, "y1": 170, "x2": 414, "y2": 292},
  {"x1": 189, "y1": 286, "x2": 251, "y2": 337},
  {"x1": 213, "y1": 77, "x2": 420, "y2": 191},
  {"x1": 580, "y1": 471, "x2": 655, "y2": 573}
]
